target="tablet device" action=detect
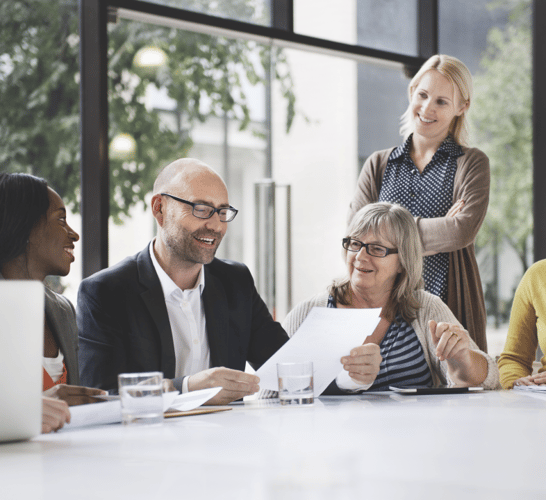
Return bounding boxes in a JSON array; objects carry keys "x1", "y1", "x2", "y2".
[{"x1": 389, "y1": 385, "x2": 484, "y2": 395}]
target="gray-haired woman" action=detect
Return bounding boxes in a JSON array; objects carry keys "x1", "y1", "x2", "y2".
[{"x1": 283, "y1": 202, "x2": 499, "y2": 393}]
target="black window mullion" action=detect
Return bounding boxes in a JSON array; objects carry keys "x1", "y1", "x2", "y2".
[
  {"x1": 79, "y1": 0, "x2": 110, "y2": 278},
  {"x1": 272, "y1": 0, "x2": 293, "y2": 32},
  {"x1": 533, "y1": 0, "x2": 546, "y2": 261},
  {"x1": 418, "y1": 0, "x2": 438, "y2": 59}
]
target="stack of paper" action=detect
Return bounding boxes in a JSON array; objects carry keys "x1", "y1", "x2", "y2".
[{"x1": 62, "y1": 387, "x2": 223, "y2": 430}]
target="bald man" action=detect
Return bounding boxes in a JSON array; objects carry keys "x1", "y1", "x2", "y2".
[{"x1": 77, "y1": 159, "x2": 288, "y2": 404}]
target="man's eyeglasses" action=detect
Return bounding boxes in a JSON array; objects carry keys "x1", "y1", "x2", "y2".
[
  {"x1": 342, "y1": 237, "x2": 398, "y2": 258},
  {"x1": 161, "y1": 193, "x2": 238, "y2": 222}
]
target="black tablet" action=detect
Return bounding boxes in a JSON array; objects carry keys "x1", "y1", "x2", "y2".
[{"x1": 389, "y1": 385, "x2": 484, "y2": 395}]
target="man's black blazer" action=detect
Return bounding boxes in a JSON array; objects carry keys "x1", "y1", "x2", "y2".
[{"x1": 77, "y1": 245, "x2": 288, "y2": 391}]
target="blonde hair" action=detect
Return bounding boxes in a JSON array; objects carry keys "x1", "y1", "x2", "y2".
[
  {"x1": 399, "y1": 54, "x2": 473, "y2": 146},
  {"x1": 330, "y1": 203, "x2": 424, "y2": 322}
]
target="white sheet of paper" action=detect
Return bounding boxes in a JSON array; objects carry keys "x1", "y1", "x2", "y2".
[
  {"x1": 256, "y1": 307, "x2": 381, "y2": 394},
  {"x1": 514, "y1": 384, "x2": 546, "y2": 392},
  {"x1": 62, "y1": 387, "x2": 222, "y2": 430}
]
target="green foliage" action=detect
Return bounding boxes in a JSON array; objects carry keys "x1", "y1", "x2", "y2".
[
  {"x1": 0, "y1": 0, "x2": 295, "y2": 222},
  {"x1": 0, "y1": 0, "x2": 81, "y2": 205},
  {"x1": 471, "y1": 0, "x2": 532, "y2": 270}
]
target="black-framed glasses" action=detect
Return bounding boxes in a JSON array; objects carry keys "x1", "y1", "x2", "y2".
[
  {"x1": 342, "y1": 237, "x2": 398, "y2": 258},
  {"x1": 161, "y1": 193, "x2": 238, "y2": 222}
]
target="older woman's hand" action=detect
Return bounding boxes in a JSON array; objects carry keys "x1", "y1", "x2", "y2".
[
  {"x1": 429, "y1": 320, "x2": 471, "y2": 362},
  {"x1": 429, "y1": 320, "x2": 489, "y2": 386},
  {"x1": 341, "y1": 344, "x2": 382, "y2": 385}
]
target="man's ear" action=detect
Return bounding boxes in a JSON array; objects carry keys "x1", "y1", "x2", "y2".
[{"x1": 151, "y1": 194, "x2": 164, "y2": 226}]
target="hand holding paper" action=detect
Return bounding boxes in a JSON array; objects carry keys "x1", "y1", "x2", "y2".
[
  {"x1": 340, "y1": 343, "x2": 382, "y2": 386},
  {"x1": 256, "y1": 307, "x2": 381, "y2": 395}
]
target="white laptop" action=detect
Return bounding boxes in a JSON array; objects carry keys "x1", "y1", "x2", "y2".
[{"x1": 0, "y1": 281, "x2": 44, "y2": 442}]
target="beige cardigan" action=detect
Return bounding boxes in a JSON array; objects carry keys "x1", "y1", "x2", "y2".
[
  {"x1": 347, "y1": 147, "x2": 490, "y2": 352},
  {"x1": 282, "y1": 290, "x2": 500, "y2": 390}
]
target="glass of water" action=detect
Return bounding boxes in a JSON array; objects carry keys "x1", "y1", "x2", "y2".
[
  {"x1": 118, "y1": 371, "x2": 164, "y2": 425},
  {"x1": 277, "y1": 362, "x2": 314, "y2": 405}
]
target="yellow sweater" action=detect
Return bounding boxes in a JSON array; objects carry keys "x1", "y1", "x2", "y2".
[{"x1": 498, "y1": 260, "x2": 546, "y2": 389}]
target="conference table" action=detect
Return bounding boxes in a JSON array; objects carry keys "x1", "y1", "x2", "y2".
[{"x1": 1, "y1": 390, "x2": 544, "y2": 499}]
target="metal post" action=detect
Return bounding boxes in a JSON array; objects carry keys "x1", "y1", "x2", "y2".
[{"x1": 255, "y1": 180, "x2": 276, "y2": 316}]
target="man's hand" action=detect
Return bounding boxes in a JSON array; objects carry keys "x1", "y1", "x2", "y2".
[
  {"x1": 187, "y1": 367, "x2": 260, "y2": 405},
  {"x1": 42, "y1": 396, "x2": 70, "y2": 433},
  {"x1": 43, "y1": 384, "x2": 107, "y2": 406},
  {"x1": 162, "y1": 379, "x2": 176, "y2": 393},
  {"x1": 341, "y1": 344, "x2": 382, "y2": 386}
]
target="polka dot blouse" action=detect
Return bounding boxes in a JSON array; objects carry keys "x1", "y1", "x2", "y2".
[{"x1": 378, "y1": 135, "x2": 463, "y2": 301}]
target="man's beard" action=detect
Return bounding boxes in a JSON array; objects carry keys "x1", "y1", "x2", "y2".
[{"x1": 162, "y1": 219, "x2": 223, "y2": 265}]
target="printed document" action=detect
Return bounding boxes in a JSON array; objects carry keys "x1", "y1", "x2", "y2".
[{"x1": 256, "y1": 306, "x2": 381, "y2": 394}]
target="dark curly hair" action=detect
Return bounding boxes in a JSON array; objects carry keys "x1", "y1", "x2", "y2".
[{"x1": 0, "y1": 173, "x2": 50, "y2": 269}]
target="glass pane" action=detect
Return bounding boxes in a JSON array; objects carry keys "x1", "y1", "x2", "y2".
[
  {"x1": 294, "y1": 0, "x2": 418, "y2": 55},
  {"x1": 107, "y1": 19, "x2": 271, "y2": 274},
  {"x1": 133, "y1": 0, "x2": 271, "y2": 25},
  {"x1": 0, "y1": 0, "x2": 82, "y2": 302},
  {"x1": 358, "y1": 65, "x2": 408, "y2": 161},
  {"x1": 440, "y1": 0, "x2": 533, "y2": 357},
  {"x1": 271, "y1": 49, "x2": 409, "y2": 319}
]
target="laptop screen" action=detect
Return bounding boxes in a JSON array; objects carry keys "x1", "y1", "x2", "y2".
[{"x1": 0, "y1": 281, "x2": 44, "y2": 442}]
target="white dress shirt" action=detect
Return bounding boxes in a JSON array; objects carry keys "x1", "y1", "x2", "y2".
[{"x1": 149, "y1": 240, "x2": 210, "y2": 392}]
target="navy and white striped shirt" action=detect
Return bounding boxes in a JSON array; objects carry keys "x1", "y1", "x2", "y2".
[
  {"x1": 328, "y1": 296, "x2": 432, "y2": 391},
  {"x1": 378, "y1": 135, "x2": 463, "y2": 301}
]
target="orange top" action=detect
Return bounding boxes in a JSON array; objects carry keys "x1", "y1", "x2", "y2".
[{"x1": 43, "y1": 362, "x2": 68, "y2": 391}]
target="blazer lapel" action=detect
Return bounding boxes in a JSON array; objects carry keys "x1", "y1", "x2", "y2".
[
  {"x1": 136, "y1": 248, "x2": 176, "y2": 378},
  {"x1": 202, "y1": 266, "x2": 230, "y2": 367}
]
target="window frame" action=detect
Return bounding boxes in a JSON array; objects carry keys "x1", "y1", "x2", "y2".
[{"x1": 79, "y1": 0, "x2": 439, "y2": 276}]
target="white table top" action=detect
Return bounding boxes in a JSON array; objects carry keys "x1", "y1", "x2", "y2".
[{"x1": 1, "y1": 390, "x2": 544, "y2": 500}]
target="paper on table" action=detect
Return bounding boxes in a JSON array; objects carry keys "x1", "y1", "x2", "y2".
[
  {"x1": 256, "y1": 307, "x2": 381, "y2": 395},
  {"x1": 62, "y1": 387, "x2": 222, "y2": 430},
  {"x1": 514, "y1": 384, "x2": 546, "y2": 392}
]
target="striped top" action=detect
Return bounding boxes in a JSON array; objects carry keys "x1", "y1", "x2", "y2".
[
  {"x1": 378, "y1": 135, "x2": 463, "y2": 301},
  {"x1": 327, "y1": 296, "x2": 433, "y2": 391}
]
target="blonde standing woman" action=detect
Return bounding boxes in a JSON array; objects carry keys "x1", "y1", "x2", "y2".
[{"x1": 348, "y1": 54, "x2": 489, "y2": 352}]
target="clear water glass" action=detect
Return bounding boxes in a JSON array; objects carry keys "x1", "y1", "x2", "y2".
[
  {"x1": 118, "y1": 371, "x2": 164, "y2": 425},
  {"x1": 277, "y1": 362, "x2": 314, "y2": 405}
]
